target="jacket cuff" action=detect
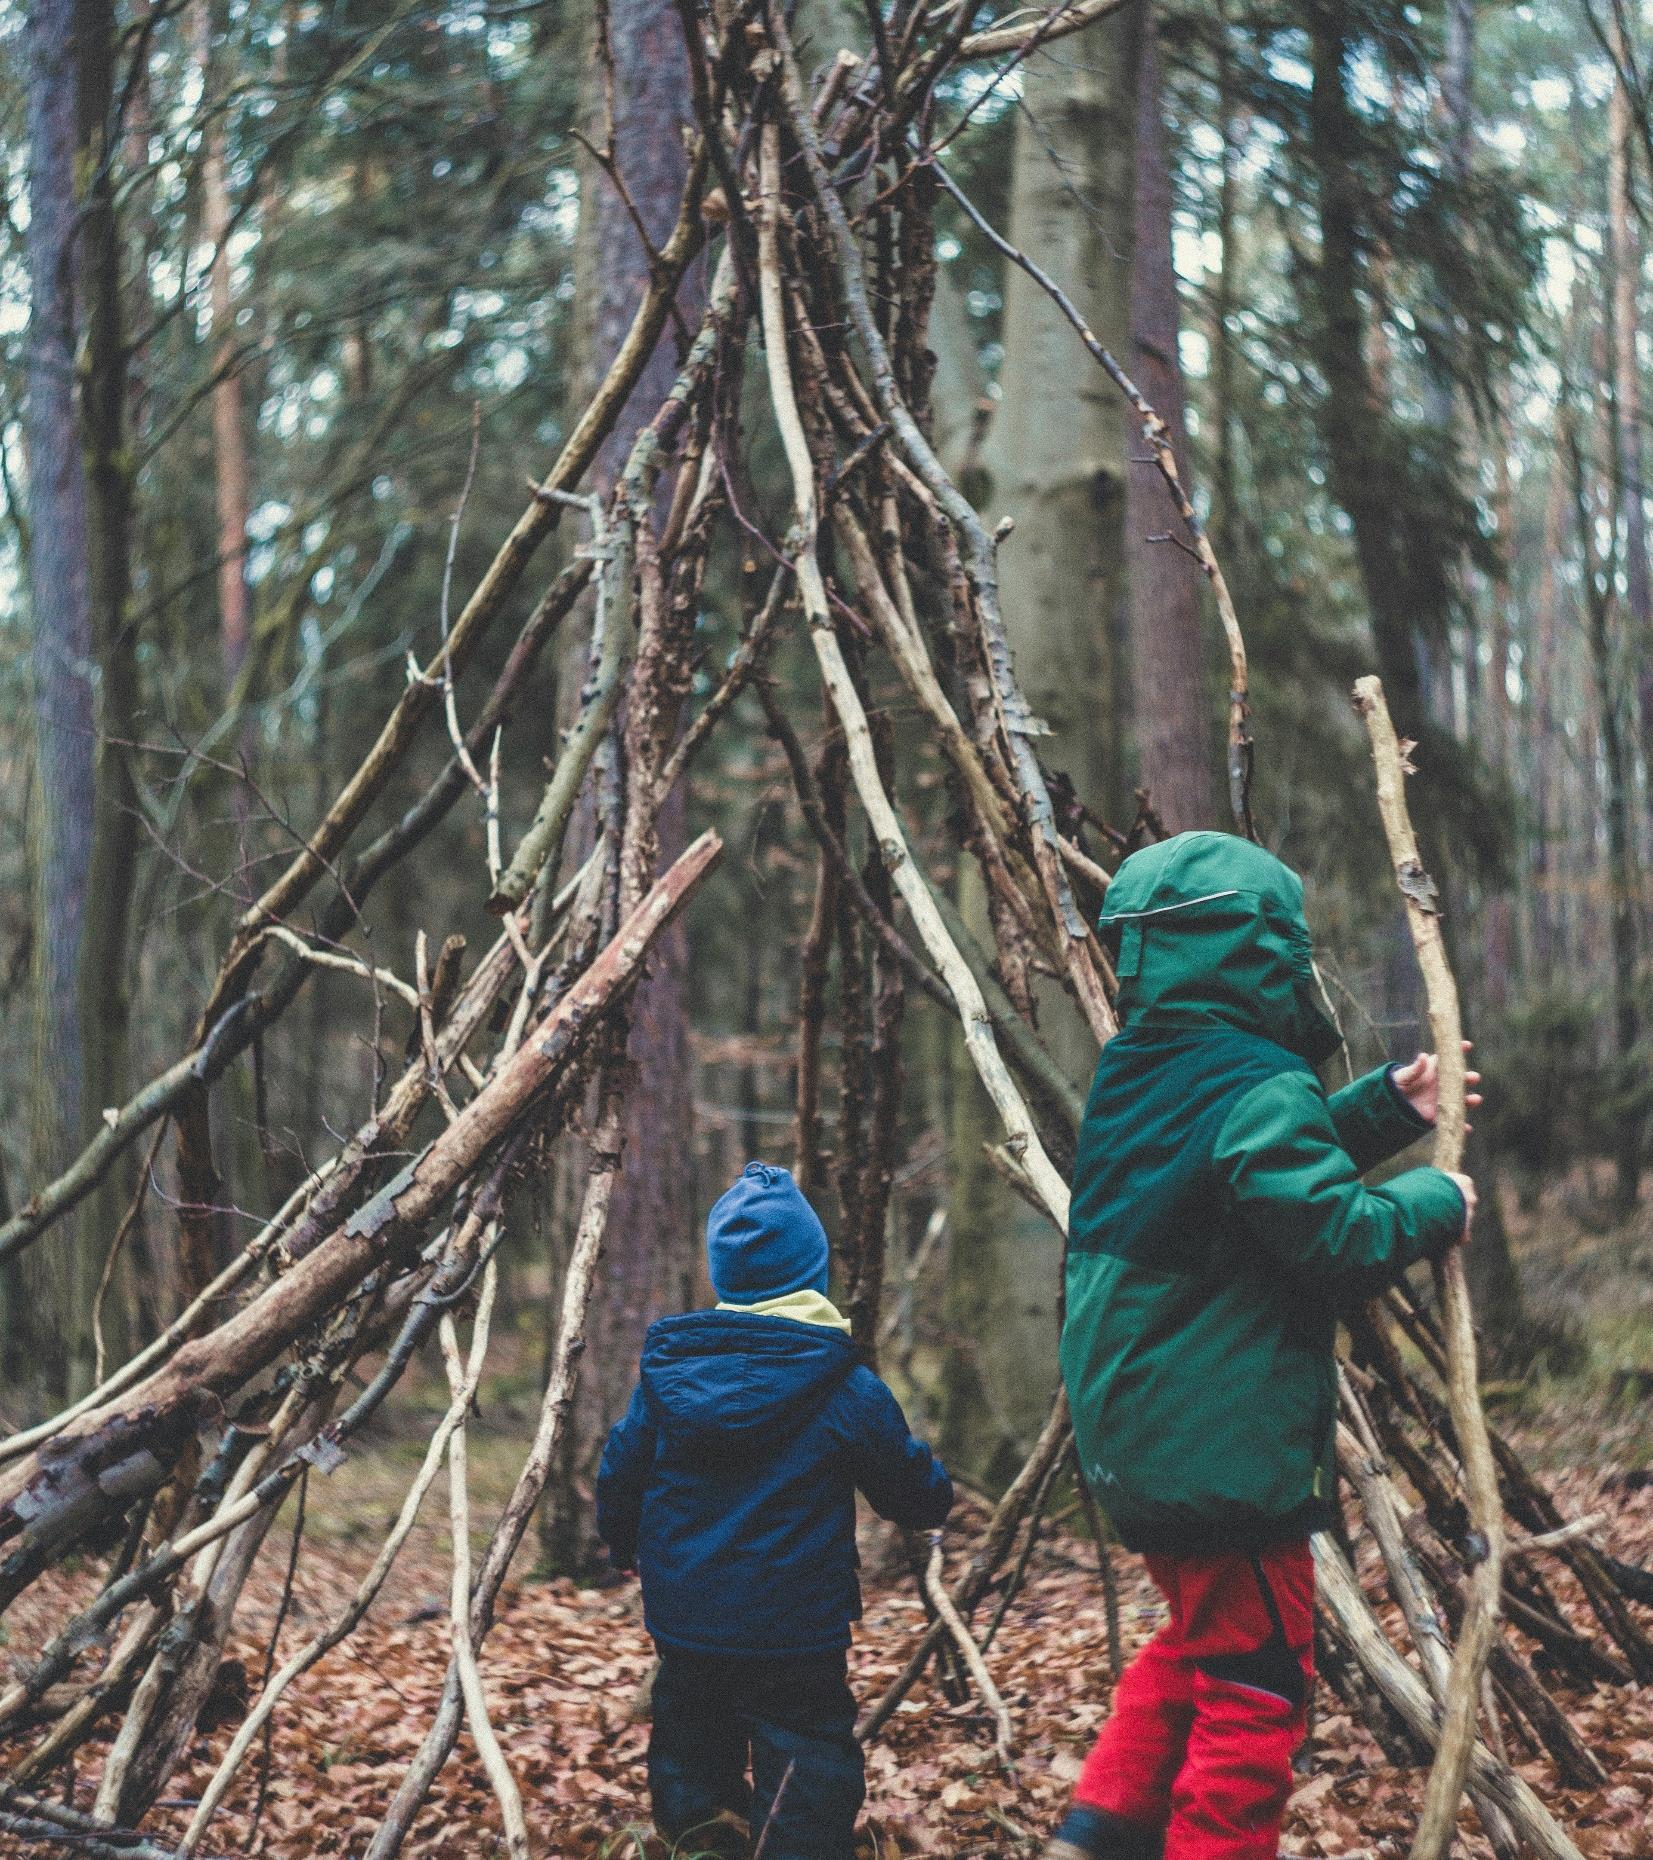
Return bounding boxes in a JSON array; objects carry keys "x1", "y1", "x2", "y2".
[
  {"x1": 1327, "y1": 1064, "x2": 1431, "y2": 1174},
  {"x1": 1384, "y1": 1165, "x2": 1468, "y2": 1268}
]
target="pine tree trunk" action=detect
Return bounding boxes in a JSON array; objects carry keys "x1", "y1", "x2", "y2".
[
  {"x1": 1574, "y1": 318, "x2": 1642, "y2": 1214},
  {"x1": 21, "y1": 0, "x2": 138, "y2": 1401},
  {"x1": 1608, "y1": 29, "x2": 1653, "y2": 787},
  {"x1": 1124, "y1": 25, "x2": 1216, "y2": 832},
  {"x1": 1306, "y1": 0, "x2": 1531, "y2": 1338},
  {"x1": 1481, "y1": 422, "x2": 1516, "y2": 1011},
  {"x1": 1211, "y1": 0, "x2": 1241, "y2": 569},
  {"x1": 1528, "y1": 391, "x2": 1572, "y2": 975},
  {"x1": 195, "y1": 1, "x2": 255, "y2": 731},
  {"x1": 541, "y1": 0, "x2": 697, "y2": 1571}
]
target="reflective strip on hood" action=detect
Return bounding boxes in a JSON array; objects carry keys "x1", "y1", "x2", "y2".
[{"x1": 1098, "y1": 888, "x2": 1242, "y2": 925}]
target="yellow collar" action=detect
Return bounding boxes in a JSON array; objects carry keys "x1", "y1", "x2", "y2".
[{"x1": 715, "y1": 1289, "x2": 852, "y2": 1334}]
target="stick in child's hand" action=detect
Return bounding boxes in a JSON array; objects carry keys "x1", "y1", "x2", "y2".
[{"x1": 1353, "y1": 674, "x2": 1505, "y2": 1860}]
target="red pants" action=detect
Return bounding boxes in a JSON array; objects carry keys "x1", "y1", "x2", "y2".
[{"x1": 1075, "y1": 1542, "x2": 1315, "y2": 1860}]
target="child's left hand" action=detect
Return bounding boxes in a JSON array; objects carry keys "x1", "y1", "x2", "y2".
[{"x1": 1393, "y1": 1040, "x2": 1482, "y2": 1131}]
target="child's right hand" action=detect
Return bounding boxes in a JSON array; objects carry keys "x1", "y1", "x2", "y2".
[{"x1": 1444, "y1": 1171, "x2": 1476, "y2": 1243}]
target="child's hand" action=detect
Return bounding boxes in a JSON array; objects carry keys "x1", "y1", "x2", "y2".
[
  {"x1": 1393, "y1": 1040, "x2": 1483, "y2": 1131},
  {"x1": 1444, "y1": 1171, "x2": 1476, "y2": 1244}
]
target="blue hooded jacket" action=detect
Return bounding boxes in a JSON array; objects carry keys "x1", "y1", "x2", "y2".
[{"x1": 595, "y1": 1310, "x2": 954, "y2": 1657}]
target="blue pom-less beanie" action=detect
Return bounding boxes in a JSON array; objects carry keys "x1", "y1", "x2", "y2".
[{"x1": 706, "y1": 1162, "x2": 831, "y2": 1302}]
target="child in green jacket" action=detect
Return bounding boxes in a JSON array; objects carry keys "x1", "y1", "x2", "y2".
[{"x1": 1045, "y1": 832, "x2": 1476, "y2": 1860}]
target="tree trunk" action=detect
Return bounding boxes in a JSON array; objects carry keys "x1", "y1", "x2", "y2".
[
  {"x1": 1308, "y1": 2, "x2": 1453, "y2": 755},
  {"x1": 1305, "y1": 0, "x2": 1530, "y2": 1336},
  {"x1": 943, "y1": 0, "x2": 1143, "y2": 1488},
  {"x1": 172, "y1": 0, "x2": 257, "y2": 1302},
  {"x1": 1211, "y1": 0, "x2": 1241, "y2": 570},
  {"x1": 1528, "y1": 396, "x2": 1572, "y2": 975},
  {"x1": 1124, "y1": 25, "x2": 1216, "y2": 832},
  {"x1": 1572, "y1": 337, "x2": 1641, "y2": 1213},
  {"x1": 541, "y1": 0, "x2": 697, "y2": 1571},
  {"x1": 194, "y1": 0, "x2": 256, "y2": 744},
  {"x1": 1608, "y1": 26, "x2": 1653, "y2": 788},
  {"x1": 980, "y1": 6, "x2": 1142, "y2": 821},
  {"x1": 1481, "y1": 420, "x2": 1516, "y2": 1011},
  {"x1": 21, "y1": 0, "x2": 138, "y2": 1402}
]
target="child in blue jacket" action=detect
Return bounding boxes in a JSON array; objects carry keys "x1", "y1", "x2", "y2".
[{"x1": 597, "y1": 1162, "x2": 954, "y2": 1860}]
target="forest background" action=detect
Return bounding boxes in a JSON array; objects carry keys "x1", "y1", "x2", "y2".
[
  {"x1": 8, "y1": 0, "x2": 1653, "y2": 1490},
  {"x1": 2, "y1": 0, "x2": 1653, "y2": 1844}
]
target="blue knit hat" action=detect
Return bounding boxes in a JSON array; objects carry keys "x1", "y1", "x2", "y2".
[{"x1": 706, "y1": 1162, "x2": 831, "y2": 1302}]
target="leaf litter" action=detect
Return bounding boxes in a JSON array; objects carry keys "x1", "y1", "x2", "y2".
[{"x1": 0, "y1": 1461, "x2": 1648, "y2": 1858}]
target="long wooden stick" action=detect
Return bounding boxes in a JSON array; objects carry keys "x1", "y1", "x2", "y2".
[
  {"x1": 1353, "y1": 675, "x2": 1503, "y2": 1860},
  {"x1": 440, "y1": 1275, "x2": 532, "y2": 1860},
  {"x1": 1335, "y1": 1400, "x2": 1519, "y2": 1857},
  {"x1": 922, "y1": 1533, "x2": 1015, "y2": 1767}
]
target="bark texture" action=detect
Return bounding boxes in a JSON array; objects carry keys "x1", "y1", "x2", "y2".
[
  {"x1": 21, "y1": 0, "x2": 139, "y2": 1399},
  {"x1": 543, "y1": 0, "x2": 699, "y2": 1571},
  {"x1": 1124, "y1": 25, "x2": 1216, "y2": 832},
  {"x1": 943, "y1": 0, "x2": 1144, "y2": 1485}
]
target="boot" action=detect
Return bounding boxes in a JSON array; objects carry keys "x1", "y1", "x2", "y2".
[
  {"x1": 1040, "y1": 1806, "x2": 1164, "y2": 1860},
  {"x1": 662, "y1": 1809, "x2": 748, "y2": 1857}
]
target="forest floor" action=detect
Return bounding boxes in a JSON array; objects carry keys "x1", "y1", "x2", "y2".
[{"x1": 3, "y1": 1172, "x2": 1653, "y2": 1859}]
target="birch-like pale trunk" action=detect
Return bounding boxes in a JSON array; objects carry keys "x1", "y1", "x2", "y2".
[{"x1": 940, "y1": 0, "x2": 1143, "y2": 1486}]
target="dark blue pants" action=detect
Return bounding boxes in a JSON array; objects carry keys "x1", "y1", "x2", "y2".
[{"x1": 648, "y1": 1648, "x2": 865, "y2": 1859}]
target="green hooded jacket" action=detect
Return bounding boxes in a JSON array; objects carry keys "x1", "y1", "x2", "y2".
[{"x1": 1060, "y1": 831, "x2": 1467, "y2": 1554}]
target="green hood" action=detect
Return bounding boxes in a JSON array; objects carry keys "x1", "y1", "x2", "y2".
[{"x1": 1100, "y1": 831, "x2": 1343, "y2": 1065}]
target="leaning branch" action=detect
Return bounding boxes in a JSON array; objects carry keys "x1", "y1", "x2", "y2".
[
  {"x1": 922, "y1": 1533, "x2": 1014, "y2": 1767},
  {"x1": 955, "y1": 0, "x2": 1135, "y2": 62},
  {"x1": 0, "y1": 835, "x2": 721, "y2": 1597},
  {"x1": 1313, "y1": 1539, "x2": 1580, "y2": 1860}
]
